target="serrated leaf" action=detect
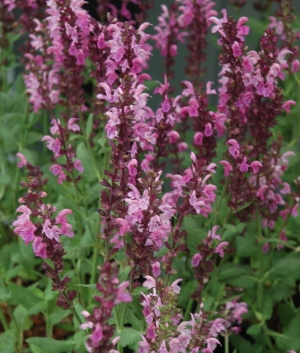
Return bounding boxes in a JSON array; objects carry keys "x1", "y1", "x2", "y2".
[
  {"x1": 267, "y1": 255, "x2": 300, "y2": 280},
  {"x1": 183, "y1": 216, "x2": 206, "y2": 255},
  {"x1": 0, "y1": 278, "x2": 11, "y2": 302},
  {"x1": 125, "y1": 308, "x2": 143, "y2": 330},
  {"x1": 26, "y1": 338, "x2": 74, "y2": 353},
  {"x1": 118, "y1": 328, "x2": 143, "y2": 347},
  {"x1": 0, "y1": 330, "x2": 17, "y2": 353}
]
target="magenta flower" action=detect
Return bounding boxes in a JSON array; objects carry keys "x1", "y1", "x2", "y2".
[
  {"x1": 191, "y1": 253, "x2": 202, "y2": 267},
  {"x1": 215, "y1": 242, "x2": 229, "y2": 257},
  {"x1": 115, "y1": 281, "x2": 132, "y2": 304},
  {"x1": 227, "y1": 139, "x2": 240, "y2": 159},
  {"x1": 194, "y1": 132, "x2": 203, "y2": 146},
  {"x1": 250, "y1": 161, "x2": 262, "y2": 175},
  {"x1": 219, "y1": 160, "x2": 233, "y2": 177}
]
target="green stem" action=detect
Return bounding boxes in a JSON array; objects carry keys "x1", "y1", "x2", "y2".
[
  {"x1": 0, "y1": 306, "x2": 9, "y2": 331},
  {"x1": 225, "y1": 334, "x2": 229, "y2": 353},
  {"x1": 62, "y1": 291, "x2": 82, "y2": 326},
  {"x1": 263, "y1": 324, "x2": 275, "y2": 353},
  {"x1": 77, "y1": 108, "x2": 102, "y2": 181},
  {"x1": 88, "y1": 245, "x2": 98, "y2": 307},
  {"x1": 184, "y1": 298, "x2": 194, "y2": 321},
  {"x1": 256, "y1": 205, "x2": 263, "y2": 312}
]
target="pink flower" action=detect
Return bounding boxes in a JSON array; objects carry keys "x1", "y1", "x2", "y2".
[
  {"x1": 194, "y1": 132, "x2": 203, "y2": 146},
  {"x1": 206, "y1": 337, "x2": 221, "y2": 351},
  {"x1": 16, "y1": 153, "x2": 27, "y2": 168},
  {"x1": 33, "y1": 237, "x2": 47, "y2": 258},
  {"x1": 127, "y1": 159, "x2": 138, "y2": 177},
  {"x1": 215, "y1": 242, "x2": 229, "y2": 257},
  {"x1": 206, "y1": 81, "x2": 216, "y2": 95},
  {"x1": 191, "y1": 253, "x2": 202, "y2": 267},
  {"x1": 143, "y1": 276, "x2": 156, "y2": 289},
  {"x1": 239, "y1": 157, "x2": 249, "y2": 173},
  {"x1": 178, "y1": 142, "x2": 188, "y2": 152},
  {"x1": 282, "y1": 100, "x2": 296, "y2": 113},
  {"x1": 171, "y1": 279, "x2": 182, "y2": 294},
  {"x1": 42, "y1": 219, "x2": 61, "y2": 242},
  {"x1": 158, "y1": 340, "x2": 168, "y2": 353},
  {"x1": 14, "y1": 220, "x2": 36, "y2": 245},
  {"x1": 50, "y1": 164, "x2": 63, "y2": 176},
  {"x1": 91, "y1": 323, "x2": 103, "y2": 344},
  {"x1": 151, "y1": 262, "x2": 161, "y2": 277},
  {"x1": 292, "y1": 59, "x2": 300, "y2": 73},
  {"x1": 208, "y1": 9, "x2": 228, "y2": 35},
  {"x1": 168, "y1": 130, "x2": 180, "y2": 143},
  {"x1": 42, "y1": 136, "x2": 61, "y2": 154},
  {"x1": 74, "y1": 160, "x2": 84, "y2": 172},
  {"x1": 210, "y1": 318, "x2": 226, "y2": 337},
  {"x1": 115, "y1": 218, "x2": 131, "y2": 236},
  {"x1": 220, "y1": 160, "x2": 232, "y2": 177},
  {"x1": 250, "y1": 161, "x2": 262, "y2": 174},
  {"x1": 204, "y1": 123, "x2": 213, "y2": 137},
  {"x1": 189, "y1": 191, "x2": 205, "y2": 214},
  {"x1": 232, "y1": 41, "x2": 242, "y2": 57},
  {"x1": 227, "y1": 139, "x2": 240, "y2": 158},
  {"x1": 68, "y1": 118, "x2": 80, "y2": 132},
  {"x1": 115, "y1": 281, "x2": 132, "y2": 304}
]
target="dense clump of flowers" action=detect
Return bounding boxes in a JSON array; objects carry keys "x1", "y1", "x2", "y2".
[
  {"x1": 139, "y1": 276, "x2": 226, "y2": 353},
  {"x1": 13, "y1": 153, "x2": 77, "y2": 310},
  {"x1": 81, "y1": 261, "x2": 132, "y2": 353}
]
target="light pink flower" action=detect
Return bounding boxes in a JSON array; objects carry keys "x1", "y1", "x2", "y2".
[
  {"x1": 16, "y1": 153, "x2": 27, "y2": 168},
  {"x1": 215, "y1": 242, "x2": 229, "y2": 257}
]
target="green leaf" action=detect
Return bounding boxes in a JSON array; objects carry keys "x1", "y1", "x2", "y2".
[
  {"x1": 26, "y1": 338, "x2": 74, "y2": 353},
  {"x1": 236, "y1": 231, "x2": 256, "y2": 257},
  {"x1": 86, "y1": 113, "x2": 94, "y2": 137},
  {"x1": 223, "y1": 223, "x2": 245, "y2": 242},
  {"x1": 125, "y1": 308, "x2": 143, "y2": 331},
  {"x1": 119, "y1": 266, "x2": 130, "y2": 282},
  {"x1": 247, "y1": 324, "x2": 262, "y2": 335},
  {"x1": 183, "y1": 215, "x2": 206, "y2": 255},
  {"x1": 118, "y1": 328, "x2": 143, "y2": 347},
  {"x1": 267, "y1": 255, "x2": 300, "y2": 280},
  {"x1": 0, "y1": 278, "x2": 11, "y2": 302},
  {"x1": 0, "y1": 330, "x2": 17, "y2": 353},
  {"x1": 8, "y1": 283, "x2": 43, "y2": 311},
  {"x1": 262, "y1": 296, "x2": 273, "y2": 320},
  {"x1": 76, "y1": 142, "x2": 97, "y2": 181}
]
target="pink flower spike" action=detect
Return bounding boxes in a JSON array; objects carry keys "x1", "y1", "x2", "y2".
[
  {"x1": 239, "y1": 157, "x2": 249, "y2": 173},
  {"x1": 282, "y1": 100, "x2": 296, "y2": 113},
  {"x1": 206, "y1": 81, "x2": 216, "y2": 95},
  {"x1": 191, "y1": 253, "x2": 202, "y2": 267},
  {"x1": 215, "y1": 241, "x2": 229, "y2": 257},
  {"x1": 16, "y1": 153, "x2": 27, "y2": 168},
  {"x1": 250, "y1": 161, "x2": 262, "y2": 175},
  {"x1": 143, "y1": 276, "x2": 156, "y2": 289}
]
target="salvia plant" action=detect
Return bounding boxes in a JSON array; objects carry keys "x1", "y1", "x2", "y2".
[{"x1": 0, "y1": 0, "x2": 300, "y2": 352}]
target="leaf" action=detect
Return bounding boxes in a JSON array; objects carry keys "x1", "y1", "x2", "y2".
[
  {"x1": 76, "y1": 142, "x2": 97, "y2": 181},
  {"x1": 26, "y1": 338, "x2": 74, "y2": 353},
  {"x1": 125, "y1": 308, "x2": 143, "y2": 331},
  {"x1": 223, "y1": 223, "x2": 245, "y2": 242},
  {"x1": 86, "y1": 113, "x2": 94, "y2": 137},
  {"x1": 236, "y1": 231, "x2": 256, "y2": 257},
  {"x1": 8, "y1": 283, "x2": 43, "y2": 311},
  {"x1": 0, "y1": 330, "x2": 17, "y2": 353},
  {"x1": 267, "y1": 255, "x2": 300, "y2": 280},
  {"x1": 262, "y1": 296, "x2": 273, "y2": 320},
  {"x1": 118, "y1": 328, "x2": 143, "y2": 347},
  {"x1": 0, "y1": 278, "x2": 11, "y2": 302},
  {"x1": 183, "y1": 215, "x2": 206, "y2": 255},
  {"x1": 119, "y1": 266, "x2": 130, "y2": 282},
  {"x1": 247, "y1": 324, "x2": 262, "y2": 335}
]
